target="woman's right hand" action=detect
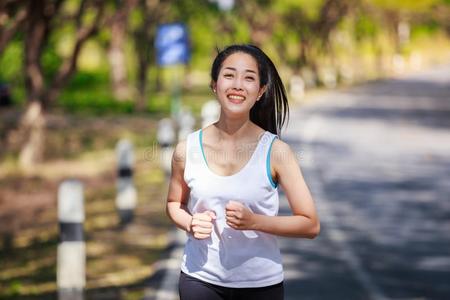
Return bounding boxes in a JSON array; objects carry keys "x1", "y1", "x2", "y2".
[{"x1": 189, "y1": 211, "x2": 216, "y2": 239}]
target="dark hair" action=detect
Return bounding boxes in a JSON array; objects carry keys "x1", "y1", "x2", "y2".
[{"x1": 210, "y1": 44, "x2": 289, "y2": 136}]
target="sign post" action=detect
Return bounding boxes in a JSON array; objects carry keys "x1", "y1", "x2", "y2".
[{"x1": 155, "y1": 23, "x2": 190, "y2": 119}]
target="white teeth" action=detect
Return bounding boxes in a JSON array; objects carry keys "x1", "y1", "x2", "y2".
[{"x1": 228, "y1": 95, "x2": 245, "y2": 100}]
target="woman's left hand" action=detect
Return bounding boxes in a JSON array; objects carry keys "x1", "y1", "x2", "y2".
[{"x1": 225, "y1": 200, "x2": 256, "y2": 230}]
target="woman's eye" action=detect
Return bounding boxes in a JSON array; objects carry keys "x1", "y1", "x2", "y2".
[
  {"x1": 246, "y1": 76, "x2": 255, "y2": 81},
  {"x1": 224, "y1": 74, "x2": 233, "y2": 78}
]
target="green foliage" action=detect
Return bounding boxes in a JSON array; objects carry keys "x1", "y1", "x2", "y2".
[
  {"x1": 59, "y1": 91, "x2": 135, "y2": 114},
  {"x1": 411, "y1": 22, "x2": 441, "y2": 38},
  {"x1": 272, "y1": 0, "x2": 324, "y2": 20},
  {"x1": 1, "y1": 0, "x2": 449, "y2": 115},
  {"x1": 147, "y1": 93, "x2": 171, "y2": 114},
  {"x1": 41, "y1": 44, "x2": 63, "y2": 82},
  {"x1": 0, "y1": 41, "x2": 22, "y2": 82},
  {"x1": 129, "y1": 7, "x2": 144, "y2": 31},
  {"x1": 6, "y1": 280, "x2": 22, "y2": 296},
  {"x1": 58, "y1": 72, "x2": 135, "y2": 114},
  {"x1": 354, "y1": 14, "x2": 379, "y2": 41},
  {"x1": 0, "y1": 41, "x2": 26, "y2": 105},
  {"x1": 63, "y1": 0, "x2": 83, "y2": 15},
  {"x1": 230, "y1": 18, "x2": 252, "y2": 44},
  {"x1": 367, "y1": 0, "x2": 440, "y2": 12},
  {"x1": 188, "y1": 14, "x2": 219, "y2": 69}
]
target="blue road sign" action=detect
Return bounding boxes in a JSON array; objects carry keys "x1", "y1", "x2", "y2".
[{"x1": 155, "y1": 23, "x2": 190, "y2": 66}]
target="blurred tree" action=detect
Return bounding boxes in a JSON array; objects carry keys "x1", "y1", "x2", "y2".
[
  {"x1": 131, "y1": 0, "x2": 170, "y2": 110},
  {"x1": 276, "y1": 0, "x2": 354, "y2": 76},
  {"x1": 0, "y1": 1, "x2": 28, "y2": 54},
  {"x1": 235, "y1": 0, "x2": 276, "y2": 47},
  {"x1": 107, "y1": 0, "x2": 137, "y2": 101},
  {"x1": 365, "y1": 0, "x2": 440, "y2": 52},
  {"x1": 1, "y1": 0, "x2": 104, "y2": 170},
  {"x1": 434, "y1": 0, "x2": 450, "y2": 35},
  {"x1": 170, "y1": 0, "x2": 222, "y2": 90}
]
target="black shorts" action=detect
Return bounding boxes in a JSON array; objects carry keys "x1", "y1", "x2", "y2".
[{"x1": 179, "y1": 271, "x2": 284, "y2": 300}]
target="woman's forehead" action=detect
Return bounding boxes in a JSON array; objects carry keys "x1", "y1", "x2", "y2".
[{"x1": 221, "y1": 52, "x2": 259, "y2": 72}]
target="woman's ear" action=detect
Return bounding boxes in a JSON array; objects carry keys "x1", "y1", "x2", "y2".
[
  {"x1": 257, "y1": 85, "x2": 267, "y2": 101},
  {"x1": 210, "y1": 81, "x2": 217, "y2": 93}
]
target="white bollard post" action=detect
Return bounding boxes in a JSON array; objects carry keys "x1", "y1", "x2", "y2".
[
  {"x1": 319, "y1": 67, "x2": 337, "y2": 89},
  {"x1": 392, "y1": 54, "x2": 406, "y2": 74},
  {"x1": 289, "y1": 75, "x2": 305, "y2": 102},
  {"x1": 398, "y1": 21, "x2": 410, "y2": 46},
  {"x1": 409, "y1": 51, "x2": 422, "y2": 72},
  {"x1": 157, "y1": 118, "x2": 176, "y2": 179},
  {"x1": 177, "y1": 108, "x2": 195, "y2": 141},
  {"x1": 116, "y1": 139, "x2": 137, "y2": 227},
  {"x1": 339, "y1": 65, "x2": 354, "y2": 84},
  {"x1": 57, "y1": 179, "x2": 85, "y2": 300},
  {"x1": 300, "y1": 67, "x2": 317, "y2": 89},
  {"x1": 216, "y1": 0, "x2": 235, "y2": 11},
  {"x1": 201, "y1": 100, "x2": 220, "y2": 128}
]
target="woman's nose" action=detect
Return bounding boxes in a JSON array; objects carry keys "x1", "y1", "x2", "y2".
[{"x1": 231, "y1": 77, "x2": 244, "y2": 90}]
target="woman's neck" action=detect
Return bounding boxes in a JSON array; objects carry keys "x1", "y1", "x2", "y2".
[{"x1": 214, "y1": 114, "x2": 253, "y2": 140}]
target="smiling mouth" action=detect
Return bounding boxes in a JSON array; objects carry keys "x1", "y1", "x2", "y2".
[{"x1": 227, "y1": 94, "x2": 245, "y2": 103}]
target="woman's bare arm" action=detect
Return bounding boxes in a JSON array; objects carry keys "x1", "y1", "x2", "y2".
[
  {"x1": 226, "y1": 139, "x2": 320, "y2": 238},
  {"x1": 166, "y1": 141, "x2": 216, "y2": 239},
  {"x1": 166, "y1": 141, "x2": 193, "y2": 232}
]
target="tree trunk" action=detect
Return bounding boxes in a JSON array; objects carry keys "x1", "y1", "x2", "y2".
[
  {"x1": 16, "y1": 1, "x2": 51, "y2": 172},
  {"x1": 136, "y1": 53, "x2": 149, "y2": 111},
  {"x1": 18, "y1": 101, "x2": 46, "y2": 172},
  {"x1": 134, "y1": 0, "x2": 152, "y2": 111},
  {"x1": 155, "y1": 66, "x2": 163, "y2": 92},
  {"x1": 108, "y1": 0, "x2": 135, "y2": 101}
]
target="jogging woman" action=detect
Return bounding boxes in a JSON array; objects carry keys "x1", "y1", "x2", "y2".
[{"x1": 166, "y1": 44, "x2": 320, "y2": 300}]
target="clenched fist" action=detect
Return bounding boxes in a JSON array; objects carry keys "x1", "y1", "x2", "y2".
[
  {"x1": 189, "y1": 211, "x2": 216, "y2": 239},
  {"x1": 225, "y1": 201, "x2": 256, "y2": 230}
]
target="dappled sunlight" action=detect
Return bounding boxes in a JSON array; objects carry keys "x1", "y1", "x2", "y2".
[
  {"x1": 0, "y1": 115, "x2": 171, "y2": 299},
  {"x1": 13, "y1": 227, "x2": 58, "y2": 249},
  {"x1": 85, "y1": 214, "x2": 120, "y2": 231},
  {"x1": 78, "y1": 41, "x2": 104, "y2": 71},
  {"x1": 87, "y1": 265, "x2": 153, "y2": 289},
  {"x1": 22, "y1": 150, "x2": 115, "y2": 180},
  {"x1": 0, "y1": 256, "x2": 54, "y2": 281},
  {"x1": 0, "y1": 281, "x2": 57, "y2": 297}
]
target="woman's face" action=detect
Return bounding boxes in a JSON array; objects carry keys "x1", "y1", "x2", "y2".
[{"x1": 213, "y1": 52, "x2": 266, "y2": 117}]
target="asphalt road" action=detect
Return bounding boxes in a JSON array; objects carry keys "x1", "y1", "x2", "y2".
[
  {"x1": 281, "y1": 65, "x2": 450, "y2": 300},
  {"x1": 147, "y1": 65, "x2": 450, "y2": 300}
]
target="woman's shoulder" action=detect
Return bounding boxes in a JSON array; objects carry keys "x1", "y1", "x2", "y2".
[
  {"x1": 270, "y1": 138, "x2": 297, "y2": 167},
  {"x1": 172, "y1": 140, "x2": 187, "y2": 166},
  {"x1": 271, "y1": 138, "x2": 292, "y2": 153}
]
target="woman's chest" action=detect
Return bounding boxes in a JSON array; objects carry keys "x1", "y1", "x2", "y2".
[
  {"x1": 187, "y1": 171, "x2": 275, "y2": 213},
  {"x1": 203, "y1": 142, "x2": 259, "y2": 176}
]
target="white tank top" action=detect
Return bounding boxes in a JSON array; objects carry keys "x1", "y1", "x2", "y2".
[{"x1": 180, "y1": 129, "x2": 283, "y2": 288}]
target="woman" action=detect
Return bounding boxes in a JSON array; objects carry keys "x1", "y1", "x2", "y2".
[{"x1": 166, "y1": 44, "x2": 320, "y2": 300}]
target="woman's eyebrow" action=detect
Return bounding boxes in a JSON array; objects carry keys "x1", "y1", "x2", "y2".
[{"x1": 223, "y1": 67, "x2": 257, "y2": 74}]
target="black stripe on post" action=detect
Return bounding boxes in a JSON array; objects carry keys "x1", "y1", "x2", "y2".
[
  {"x1": 118, "y1": 167, "x2": 133, "y2": 178},
  {"x1": 118, "y1": 209, "x2": 134, "y2": 226},
  {"x1": 59, "y1": 222, "x2": 84, "y2": 242}
]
